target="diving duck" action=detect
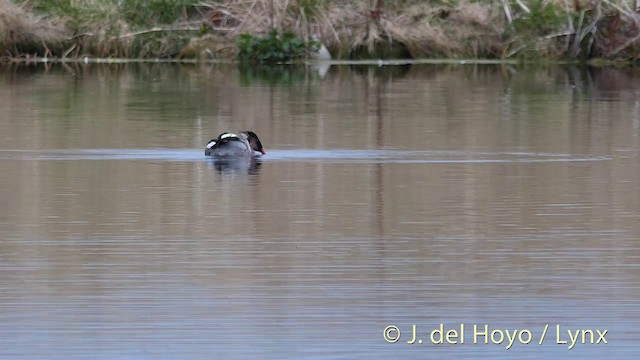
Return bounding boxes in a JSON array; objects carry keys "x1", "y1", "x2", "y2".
[{"x1": 205, "y1": 131, "x2": 266, "y2": 157}]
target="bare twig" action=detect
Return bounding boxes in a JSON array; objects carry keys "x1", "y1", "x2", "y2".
[
  {"x1": 544, "y1": 30, "x2": 576, "y2": 39},
  {"x1": 239, "y1": 0, "x2": 259, "y2": 33},
  {"x1": 603, "y1": 0, "x2": 640, "y2": 26},
  {"x1": 319, "y1": 12, "x2": 340, "y2": 45},
  {"x1": 562, "y1": 0, "x2": 575, "y2": 50},
  {"x1": 607, "y1": 33, "x2": 640, "y2": 56},
  {"x1": 298, "y1": 6, "x2": 307, "y2": 38},
  {"x1": 41, "y1": 40, "x2": 51, "y2": 58},
  {"x1": 115, "y1": 26, "x2": 201, "y2": 40},
  {"x1": 210, "y1": 27, "x2": 241, "y2": 32},
  {"x1": 602, "y1": 0, "x2": 640, "y2": 56},
  {"x1": 514, "y1": 0, "x2": 530, "y2": 13},
  {"x1": 571, "y1": 10, "x2": 585, "y2": 58},
  {"x1": 501, "y1": 0, "x2": 513, "y2": 24},
  {"x1": 505, "y1": 43, "x2": 526, "y2": 58},
  {"x1": 62, "y1": 44, "x2": 76, "y2": 59},
  {"x1": 277, "y1": 0, "x2": 290, "y2": 29},
  {"x1": 584, "y1": 0, "x2": 602, "y2": 57},
  {"x1": 381, "y1": 19, "x2": 393, "y2": 47}
]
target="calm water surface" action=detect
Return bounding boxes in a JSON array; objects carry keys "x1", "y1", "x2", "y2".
[{"x1": 1, "y1": 63, "x2": 639, "y2": 359}]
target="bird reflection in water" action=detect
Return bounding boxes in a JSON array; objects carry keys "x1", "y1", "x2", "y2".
[{"x1": 207, "y1": 157, "x2": 262, "y2": 175}]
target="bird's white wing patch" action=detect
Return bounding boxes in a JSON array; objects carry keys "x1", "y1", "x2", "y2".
[
  {"x1": 220, "y1": 133, "x2": 238, "y2": 139},
  {"x1": 206, "y1": 140, "x2": 217, "y2": 149}
]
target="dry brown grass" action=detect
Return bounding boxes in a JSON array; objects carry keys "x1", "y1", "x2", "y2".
[
  {"x1": 0, "y1": 0, "x2": 68, "y2": 57},
  {"x1": 3, "y1": 0, "x2": 640, "y2": 61},
  {"x1": 191, "y1": 0, "x2": 640, "y2": 60},
  {"x1": 195, "y1": 0, "x2": 505, "y2": 58},
  {"x1": 3, "y1": 0, "x2": 202, "y2": 59},
  {"x1": 384, "y1": 1, "x2": 503, "y2": 58}
]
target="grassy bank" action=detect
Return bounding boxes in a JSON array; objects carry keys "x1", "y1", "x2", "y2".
[{"x1": 2, "y1": 0, "x2": 640, "y2": 62}]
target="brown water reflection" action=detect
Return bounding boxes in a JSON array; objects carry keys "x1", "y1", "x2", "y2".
[{"x1": 0, "y1": 63, "x2": 639, "y2": 359}]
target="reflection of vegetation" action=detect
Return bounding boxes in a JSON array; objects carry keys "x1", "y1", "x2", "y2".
[
  {"x1": 237, "y1": 64, "x2": 309, "y2": 86},
  {"x1": 350, "y1": 42, "x2": 411, "y2": 60},
  {"x1": 350, "y1": 64, "x2": 411, "y2": 80},
  {"x1": 237, "y1": 30, "x2": 319, "y2": 63}
]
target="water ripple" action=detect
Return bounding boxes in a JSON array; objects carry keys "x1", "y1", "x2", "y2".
[{"x1": 0, "y1": 148, "x2": 613, "y2": 164}]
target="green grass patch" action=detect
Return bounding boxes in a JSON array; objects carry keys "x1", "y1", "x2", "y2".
[
  {"x1": 237, "y1": 30, "x2": 319, "y2": 63},
  {"x1": 512, "y1": 0, "x2": 566, "y2": 35}
]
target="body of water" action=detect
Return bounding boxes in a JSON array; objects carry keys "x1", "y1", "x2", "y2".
[{"x1": 0, "y1": 63, "x2": 639, "y2": 359}]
